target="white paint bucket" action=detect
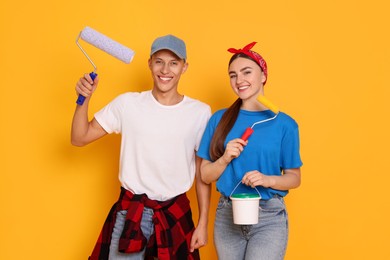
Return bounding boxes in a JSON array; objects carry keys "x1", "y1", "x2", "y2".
[{"x1": 230, "y1": 193, "x2": 261, "y2": 225}]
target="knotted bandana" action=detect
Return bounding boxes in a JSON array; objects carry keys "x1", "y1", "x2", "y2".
[{"x1": 228, "y1": 42, "x2": 268, "y2": 84}]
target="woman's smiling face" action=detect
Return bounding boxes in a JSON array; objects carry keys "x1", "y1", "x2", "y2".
[{"x1": 228, "y1": 57, "x2": 266, "y2": 101}]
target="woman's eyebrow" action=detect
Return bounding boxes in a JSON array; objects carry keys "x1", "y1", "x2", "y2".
[{"x1": 229, "y1": 66, "x2": 253, "y2": 74}]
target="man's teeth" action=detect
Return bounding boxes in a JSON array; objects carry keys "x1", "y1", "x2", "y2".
[
  {"x1": 239, "y1": 86, "x2": 249, "y2": 90},
  {"x1": 160, "y1": 77, "x2": 172, "y2": 81}
]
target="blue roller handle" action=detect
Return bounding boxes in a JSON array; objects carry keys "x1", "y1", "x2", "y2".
[{"x1": 76, "y1": 72, "x2": 98, "y2": 105}]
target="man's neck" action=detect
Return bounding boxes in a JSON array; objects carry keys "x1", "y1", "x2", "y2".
[{"x1": 151, "y1": 89, "x2": 184, "y2": 106}]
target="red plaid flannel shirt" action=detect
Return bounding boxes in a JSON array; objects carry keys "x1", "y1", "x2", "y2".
[{"x1": 89, "y1": 187, "x2": 200, "y2": 260}]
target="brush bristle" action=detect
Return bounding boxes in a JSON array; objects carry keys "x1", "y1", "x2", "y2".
[{"x1": 80, "y1": 26, "x2": 135, "y2": 64}]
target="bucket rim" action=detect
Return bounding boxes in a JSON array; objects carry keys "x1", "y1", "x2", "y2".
[{"x1": 230, "y1": 193, "x2": 261, "y2": 199}]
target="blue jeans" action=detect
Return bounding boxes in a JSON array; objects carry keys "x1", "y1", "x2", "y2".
[
  {"x1": 214, "y1": 195, "x2": 288, "y2": 260},
  {"x1": 109, "y1": 208, "x2": 155, "y2": 260}
]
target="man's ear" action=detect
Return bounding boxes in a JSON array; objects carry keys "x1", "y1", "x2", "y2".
[
  {"x1": 182, "y1": 62, "x2": 189, "y2": 74},
  {"x1": 148, "y1": 58, "x2": 152, "y2": 69}
]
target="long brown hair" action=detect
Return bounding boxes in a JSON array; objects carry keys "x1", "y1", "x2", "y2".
[{"x1": 209, "y1": 53, "x2": 261, "y2": 161}]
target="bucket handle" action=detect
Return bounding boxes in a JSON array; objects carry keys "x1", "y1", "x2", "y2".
[{"x1": 229, "y1": 181, "x2": 261, "y2": 198}]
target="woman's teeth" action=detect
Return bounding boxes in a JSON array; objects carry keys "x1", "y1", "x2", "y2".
[{"x1": 238, "y1": 85, "x2": 249, "y2": 90}]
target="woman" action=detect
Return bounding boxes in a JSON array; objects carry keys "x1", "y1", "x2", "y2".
[{"x1": 197, "y1": 42, "x2": 302, "y2": 260}]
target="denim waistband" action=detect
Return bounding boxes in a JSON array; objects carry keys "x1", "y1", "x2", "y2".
[{"x1": 221, "y1": 193, "x2": 282, "y2": 202}]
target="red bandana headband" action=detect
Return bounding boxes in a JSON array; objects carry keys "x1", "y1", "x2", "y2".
[{"x1": 228, "y1": 42, "x2": 268, "y2": 83}]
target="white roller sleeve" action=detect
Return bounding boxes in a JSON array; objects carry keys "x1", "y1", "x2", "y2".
[{"x1": 80, "y1": 26, "x2": 135, "y2": 64}]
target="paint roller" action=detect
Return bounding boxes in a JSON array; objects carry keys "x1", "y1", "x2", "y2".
[
  {"x1": 240, "y1": 96, "x2": 280, "y2": 141},
  {"x1": 75, "y1": 26, "x2": 135, "y2": 105}
]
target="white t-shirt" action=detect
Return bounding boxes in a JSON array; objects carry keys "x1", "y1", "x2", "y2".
[{"x1": 95, "y1": 90, "x2": 211, "y2": 201}]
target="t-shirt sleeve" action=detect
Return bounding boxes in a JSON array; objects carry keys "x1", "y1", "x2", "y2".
[
  {"x1": 194, "y1": 105, "x2": 212, "y2": 152},
  {"x1": 94, "y1": 95, "x2": 125, "y2": 134},
  {"x1": 280, "y1": 124, "x2": 303, "y2": 169},
  {"x1": 197, "y1": 112, "x2": 221, "y2": 161}
]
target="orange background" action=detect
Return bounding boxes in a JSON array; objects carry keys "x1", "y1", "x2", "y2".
[{"x1": 1, "y1": 0, "x2": 389, "y2": 259}]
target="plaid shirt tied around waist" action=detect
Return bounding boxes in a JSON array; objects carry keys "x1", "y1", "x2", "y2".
[{"x1": 89, "y1": 187, "x2": 200, "y2": 260}]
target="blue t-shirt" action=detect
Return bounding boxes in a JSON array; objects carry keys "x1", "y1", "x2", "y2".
[{"x1": 197, "y1": 109, "x2": 303, "y2": 200}]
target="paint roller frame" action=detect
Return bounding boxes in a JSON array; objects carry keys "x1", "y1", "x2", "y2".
[
  {"x1": 240, "y1": 95, "x2": 280, "y2": 141},
  {"x1": 75, "y1": 26, "x2": 135, "y2": 105}
]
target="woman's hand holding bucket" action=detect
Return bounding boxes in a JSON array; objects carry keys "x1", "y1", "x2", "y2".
[{"x1": 242, "y1": 170, "x2": 275, "y2": 188}]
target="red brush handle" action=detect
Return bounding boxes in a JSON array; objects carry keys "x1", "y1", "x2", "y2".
[{"x1": 241, "y1": 127, "x2": 254, "y2": 141}]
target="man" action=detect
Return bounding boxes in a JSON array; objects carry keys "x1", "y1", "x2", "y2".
[{"x1": 71, "y1": 34, "x2": 211, "y2": 259}]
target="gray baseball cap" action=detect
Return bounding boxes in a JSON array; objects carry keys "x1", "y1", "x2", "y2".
[{"x1": 150, "y1": 34, "x2": 187, "y2": 60}]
